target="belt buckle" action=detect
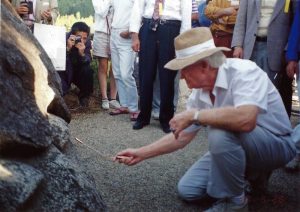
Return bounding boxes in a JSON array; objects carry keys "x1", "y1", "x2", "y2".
[
  {"x1": 150, "y1": 19, "x2": 159, "y2": 31},
  {"x1": 159, "y1": 19, "x2": 167, "y2": 25}
]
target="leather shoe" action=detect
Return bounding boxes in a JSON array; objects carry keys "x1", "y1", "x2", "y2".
[
  {"x1": 133, "y1": 121, "x2": 149, "y2": 130},
  {"x1": 161, "y1": 123, "x2": 171, "y2": 133}
]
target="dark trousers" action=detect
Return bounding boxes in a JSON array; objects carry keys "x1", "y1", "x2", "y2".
[
  {"x1": 59, "y1": 64, "x2": 93, "y2": 98},
  {"x1": 137, "y1": 19, "x2": 180, "y2": 125}
]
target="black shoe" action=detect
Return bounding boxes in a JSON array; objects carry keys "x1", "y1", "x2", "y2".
[
  {"x1": 161, "y1": 123, "x2": 171, "y2": 133},
  {"x1": 133, "y1": 121, "x2": 149, "y2": 130}
]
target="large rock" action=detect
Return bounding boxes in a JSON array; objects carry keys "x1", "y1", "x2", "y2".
[
  {"x1": 0, "y1": 1, "x2": 106, "y2": 211},
  {"x1": 0, "y1": 0, "x2": 71, "y2": 153},
  {"x1": 0, "y1": 160, "x2": 43, "y2": 211},
  {"x1": 23, "y1": 146, "x2": 106, "y2": 211}
]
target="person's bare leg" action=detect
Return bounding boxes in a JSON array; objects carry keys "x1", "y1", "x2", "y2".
[
  {"x1": 109, "y1": 64, "x2": 117, "y2": 100},
  {"x1": 98, "y1": 57, "x2": 109, "y2": 99}
]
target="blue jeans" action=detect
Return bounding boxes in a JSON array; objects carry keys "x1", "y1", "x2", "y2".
[
  {"x1": 110, "y1": 28, "x2": 138, "y2": 112},
  {"x1": 292, "y1": 62, "x2": 300, "y2": 155},
  {"x1": 152, "y1": 70, "x2": 180, "y2": 113},
  {"x1": 178, "y1": 126, "x2": 295, "y2": 201}
]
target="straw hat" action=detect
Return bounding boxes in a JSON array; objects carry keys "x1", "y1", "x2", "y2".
[{"x1": 164, "y1": 27, "x2": 231, "y2": 70}]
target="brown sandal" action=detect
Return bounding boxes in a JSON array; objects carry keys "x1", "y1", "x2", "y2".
[{"x1": 109, "y1": 108, "x2": 129, "y2": 115}]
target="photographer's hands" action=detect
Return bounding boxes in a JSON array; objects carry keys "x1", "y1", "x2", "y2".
[
  {"x1": 67, "y1": 35, "x2": 86, "y2": 56},
  {"x1": 67, "y1": 35, "x2": 75, "y2": 51}
]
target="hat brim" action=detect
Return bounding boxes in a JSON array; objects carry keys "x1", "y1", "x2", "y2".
[{"x1": 164, "y1": 47, "x2": 231, "y2": 70}]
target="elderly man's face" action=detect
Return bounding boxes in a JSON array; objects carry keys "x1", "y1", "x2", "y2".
[{"x1": 181, "y1": 60, "x2": 218, "y2": 91}]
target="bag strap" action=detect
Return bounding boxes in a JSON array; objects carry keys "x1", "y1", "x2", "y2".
[{"x1": 106, "y1": 16, "x2": 111, "y2": 35}]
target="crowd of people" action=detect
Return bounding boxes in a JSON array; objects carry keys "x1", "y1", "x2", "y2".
[{"x1": 11, "y1": 0, "x2": 300, "y2": 211}]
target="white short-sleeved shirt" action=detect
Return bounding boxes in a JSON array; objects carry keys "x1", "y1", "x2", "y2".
[
  {"x1": 129, "y1": 0, "x2": 192, "y2": 34},
  {"x1": 186, "y1": 58, "x2": 292, "y2": 135}
]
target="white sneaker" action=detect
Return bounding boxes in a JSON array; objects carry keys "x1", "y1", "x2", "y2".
[
  {"x1": 204, "y1": 198, "x2": 248, "y2": 212},
  {"x1": 101, "y1": 99, "x2": 109, "y2": 110},
  {"x1": 151, "y1": 111, "x2": 159, "y2": 120},
  {"x1": 109, "y1": 99, "x2": 121, "y2": 109}
]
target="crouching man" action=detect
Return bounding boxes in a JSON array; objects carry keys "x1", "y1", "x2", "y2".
[
  {"x1": 58, "y1": 22, "x2": 93, "y2": 107},
  {"x1": 114, "y1": 28, "x2": 296, "y2": 211}
]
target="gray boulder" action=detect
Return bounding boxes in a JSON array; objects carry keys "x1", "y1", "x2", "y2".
[
  {"x1": 0, "y1": 160, "x2": 43, "y2": 211},
  {"x1": 0, "y1": 0, "x2": 106, "y2": 211}
]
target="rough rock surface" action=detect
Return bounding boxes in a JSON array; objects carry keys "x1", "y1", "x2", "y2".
[
  {"x1": 0, "y1": 160, "x2": 43, "y2": 211},
  {"x1": 0, "y1": 1, "x2": 106, "y2": 211}
]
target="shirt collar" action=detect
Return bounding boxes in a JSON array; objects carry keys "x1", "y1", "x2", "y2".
[
  {"x1": 197, "y1": 61, "x2": 228, "y2": 106},
  {"x1": 213, "y1": 62, "x2": 228, "y2": 91}
]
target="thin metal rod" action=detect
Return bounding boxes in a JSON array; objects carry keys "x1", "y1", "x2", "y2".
[{"x1": 74, "y1": 137, "x2": 113, "y2": 161}]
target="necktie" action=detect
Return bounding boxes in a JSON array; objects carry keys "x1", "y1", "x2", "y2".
[{"x1": 152, "y1": 0, "x2": 162, "y2": 20}]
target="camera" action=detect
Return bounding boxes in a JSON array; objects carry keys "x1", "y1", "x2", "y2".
[{"x1": 75, "y1": 36, "x2": 82, "y2": 44}]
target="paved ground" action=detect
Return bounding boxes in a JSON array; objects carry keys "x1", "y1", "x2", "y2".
[{"x1": 66, "y1": 90, "x2": 300, "y2": 212}]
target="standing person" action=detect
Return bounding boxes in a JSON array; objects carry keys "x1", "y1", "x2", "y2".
[
  {"x1": 94, "y1": 0, "x2": 139, "y2": 121},
  {"x1": 192, "y1": 0, "x2": 200, "y2": 27},
  {"x1": 198, "y1": 0, "x2": 213, "y2": 27},
  {"x1": 130, "y1": 0, "x2": 192, "y2": 133},
  {"x1": 231, "y1": 0, "x2": 294, "y2": 117},
  {"x1": 58, "y1": 22, "x2": 94, "y2": 107},
  {"x1": 114, "y1": 28, "x2": 296, "y2": 211},
  {"x1": 11, "y1": 0, "x2": 59, "y2": 31},
  {"x1": 92, "y1": 1, "x2": 120, "y2": 110},
  {"x1": 205, "y1": 0, "x2": 239, "y2": 58},
  {"x1": 285, "y1": 1, "x2": 300, "y2": 171}
]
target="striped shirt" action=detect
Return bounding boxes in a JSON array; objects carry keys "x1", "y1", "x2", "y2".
[
  {"x1": 192, "y1": 0, "x2": 198, "y2": 13},
  {"x1": 257, "y1": 0, "x2": 277, "y2": 37}
]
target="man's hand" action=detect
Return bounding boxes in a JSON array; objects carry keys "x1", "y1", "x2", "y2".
[
  {"x1": 75, "y1": 42, "x2": 86, "y2": 57},
  {"x1": 16, "y1": 4, "x2": 29, "y2": 15},
  {"x1": 113, "y1": 148, "x2": 144, "y2": 166},
  {"x1": 120, "y1": 30, "x2": 130, "y2": 39},
  {"x1": 169, "y1": 109, "x2": 197, "y2": 139},
  {"x1": 131, "y1": 32, "x2": 140, "y2": 52},
  {"x1": 233, "y1": 46, "x2": 243, "y2": 58},
  {"x1": 223, "y1": 7, "x2": 238, "y2": 16},
  {"x1": 286, "y1": 61, "x2": 299, "y2": 78},
  {"x1": 41, "y1": 9, "x2": 52, "y2": 21},
  {"x1": 67, "y1": 35, "x2": 76, "y2": 51}
]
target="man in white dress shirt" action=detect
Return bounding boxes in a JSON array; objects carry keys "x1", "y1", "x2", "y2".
[
  {"x1": 130, "y1": 0, "x2": 191, "y2": 133},
  {"x1": 93, "y1": 0, "x2": 139, "y2": 119},
  {"x1": 114, "y1": 28, "x2": 296, "y2": 211}
]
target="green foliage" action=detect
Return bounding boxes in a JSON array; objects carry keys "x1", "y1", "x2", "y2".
[
  {"x1": 57, "y1": 0, "x2": 94, "y2": 18},
  {"x1": 55, "y1": 14, "x2": 93, "y2": 32}
]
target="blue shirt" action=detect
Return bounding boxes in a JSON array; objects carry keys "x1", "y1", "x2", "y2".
[{"x1": 286, "y1": 2, "x2": 300, "y2": 61}]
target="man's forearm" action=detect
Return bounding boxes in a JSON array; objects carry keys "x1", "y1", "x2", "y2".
[{"x1": 137, "y1": 132, "x2": 196, "y2": 159}]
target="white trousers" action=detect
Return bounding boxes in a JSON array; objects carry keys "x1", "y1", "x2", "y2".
[{"x1": 110, "y1": 28, "x2": 138, "y2": 112}]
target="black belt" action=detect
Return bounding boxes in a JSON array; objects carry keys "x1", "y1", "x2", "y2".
[
  {"x1": 142, "y1": 18, "x2": 181, "y2": 26},
  {"x1": 256, "y1": 36, "x2": 267, "y2": 42}
]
